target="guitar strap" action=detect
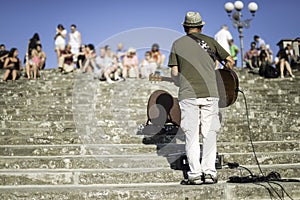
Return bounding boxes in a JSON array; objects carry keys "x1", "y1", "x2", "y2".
[{"x1": 187, "y1": 34, "x2": 227, "y2": 68}]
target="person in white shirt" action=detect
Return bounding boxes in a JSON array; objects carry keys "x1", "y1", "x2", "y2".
[
  {"x1": 254, "y1": 35, "x2": 266, "y2": 50},
  {"x1": 214, "y1": 25, "x2": 232, "y2": 68},
  {"x1": 54, "y1": 24, "x2": 67, "y2": 63},
  {"x1": 68, "y1": 24, "x2": 82, "y2": 62},
  {"x1": 214, "y1": 25, "x2": 232, "y2": 54}
]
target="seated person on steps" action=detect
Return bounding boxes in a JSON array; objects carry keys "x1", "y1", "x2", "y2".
[
  {"x1": 122, "y1": 48, "x2": 139, "y2": 80},
  {"x1": 58, "y1": 44, "x2": 75, "y2": 73},
  {"x1": 82, "y1": 44, "x2": 97, "y2": 73},
  {"x1": 2, "y1": 48, "x2": 23, "y2": 82},
  {"x1": 244, "y1": 42, "x2": 259, "y2": 70},
  {"x1": 140, "y1": 51, "x2": 157, "y2": 79},
  {"x1": 36, "y1": 44, "x2": 46, "y2": 70},
  {"x1": 275, "y1": 47, "x2": 295, "y2": 78},
  {"x1": 151, "y1": 43, "x2": 166, "y2": 68},
  {"x1": 25, "y1": 49, "x2": 41, "y2": 80}
]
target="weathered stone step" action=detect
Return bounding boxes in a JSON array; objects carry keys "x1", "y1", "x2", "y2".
[
  {"x1": 222, "y1": 116, "x2": 299, "y2": 129},
  {"x1": 242, "y1": 83, "x2": 293, "y2": 91},
  {"x1": 1, "y1": 110, "x2": 147, "y2": 121},
  {"x1": 0, "y1": 77, "x2": 300, "y2": 95},
  {"x1": 222, "y1": 151, "x2": 300, "y2": 166},
  {"x1": 0, "y1": 108, "x2": 73, "y2": 116},
  {"x1": 1, "y1": 94, "x2": 298, "y2": 110},
  {"x1": 0, "y1": 86, "x2": 74, "y2": 94},
  {"x1": 1, "y1": 104, "x2": 299, "y2": 120},
  {"x1": 0, "y1": 135, "x2": 82, "y2": 145},
  {"x1": 0, "y1": 125, "x2": 298, "y2": 146},
  {"x1": 0, "y1": 105, "x2": 144, "y2": 114},
  {"x1": 0, "y1": 102, "x2": 73, "y2": 109},
  {"x1": 0, "y1": 164, "x2": 299, "y2": 185},
  {"x1": 0, "y1": 120, "x2": 149, "y2": 134},
  {"x1": 157, "y1": 141, "x2": 300, "y2": 156},
  {"x1": 0, "y1": 141, "x2": 298, "y2": 156},
  {"x1": 1, "y1": 120, "x2": 76, "y2": 129},
  {"x1": 0, "y1": 113, "x2": 75, "y2": 121},
  {"x1": 0, "y1": 126, "x2": 145, "y2": 145},
  {"x1": 0, "y1": 176, "x2": 299, "y2": 200},
  {"x1": 0, "y1": 127, "x2": 76, "y2": 135},
  {"x1": 0, "y1": 155, "x2": 170, "y2": 170},
  {"x1": 0, "y1": 144, "x2": 157, "y2": 156},
  {"x1": 0, "y1": 151, "x2": 299, "y2": 170},
  {"x1": 219, "y1": 128, "x2": 300, "y2": 142},
  {"x1": 0, "y1": 168, "x2": 182, "y2": 185}
]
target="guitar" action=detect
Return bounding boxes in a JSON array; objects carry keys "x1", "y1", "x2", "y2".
[{"x1": 149, "y1": 68, "x2": 239, "y2": 108}]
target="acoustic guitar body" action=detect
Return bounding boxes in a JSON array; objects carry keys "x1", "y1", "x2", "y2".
[{"x1": 216, "y1": 68, "x2": 239, "y2": 108}]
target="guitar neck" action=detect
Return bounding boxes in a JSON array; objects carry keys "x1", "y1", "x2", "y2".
[
  {"x1": 149, "y1": 73, "x2": 174, "y2": 82},
  {"x1": 160, "y1": 76, "x2": 173, "y2": 82}
]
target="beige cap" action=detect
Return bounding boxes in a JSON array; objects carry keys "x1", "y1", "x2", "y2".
[
  {"x1": 127, "y1": 47, "x2": 136, "y2": 54},
  {"x1": 182, "y1": 11, "x2": 205, "y2": 27}
]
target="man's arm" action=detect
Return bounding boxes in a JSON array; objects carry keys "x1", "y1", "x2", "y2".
[
  {"x1": 170, "y1": 65, "x2": 180, "y2": 87},
  {"x1": 224, "y1": 55, "x2": 235, "y2": 69}
]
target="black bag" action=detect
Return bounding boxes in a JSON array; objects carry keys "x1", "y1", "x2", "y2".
[{"x1": 264, "y1": 65, "x2": 279, "y2": 78}]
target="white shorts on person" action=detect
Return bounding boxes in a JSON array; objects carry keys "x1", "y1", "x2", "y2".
[
  {"x1": 179, "y1": 97, "x2": 221, "y2": 180},
  {"x1": 55, "y1": 30, "x2": 67, "y2": 51}
]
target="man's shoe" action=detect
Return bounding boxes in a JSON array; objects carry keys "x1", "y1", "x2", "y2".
[
  {"x1": 188, "y1": 175, "x2": 204, "y2": 185},
  {"x1": 202, "y1": 174, "x2": 218, "y2": 184}
]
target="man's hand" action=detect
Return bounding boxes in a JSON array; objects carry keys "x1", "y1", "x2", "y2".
[{"x1": 225, "y1": 56, "x2": 235, "y2": 69}]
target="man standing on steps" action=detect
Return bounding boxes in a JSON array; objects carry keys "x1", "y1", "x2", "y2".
[
  {"x1": 168, "y1": 11, "x2": 234, "y2": 185},
  {"x1": 68, "y1": 24, "x2": 82, "y2": 62},
  {"x1": 214, "y1": 25, "x2": 233, "y2": 69}
]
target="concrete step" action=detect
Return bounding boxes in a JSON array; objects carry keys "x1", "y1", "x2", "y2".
[
  {"x1": 0, "y1": 164, "x2": 299, "y2": 185},
  {"x1": 1, "y1": 125, "x2": 299, "y2": 146},
  {"x1": 218, "y1": 127, "x2": 300, "y2": 142},
  {"x1": 0, "y1": 151, "x2": 299, "y2": 170},
  {"x1": 0, "y1": 144, "x2": 157, "y2": 156},
  {"x1": 0, "y1": 126, "x2": 145, "y2": 145},
  {"x1": 0, "y1": 177, "x2": 299, "y2": 200},
  {"x1": 0, "y1": 182, "x2": 300, "y2": 200},
  {"x1": 0, "y1": 141, "x2": 298, "y2": 156}
]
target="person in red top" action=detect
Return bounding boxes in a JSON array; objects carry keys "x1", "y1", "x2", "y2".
[
  {"x1": 244, "y1": 42, "x2": 259, "y2": 69},
  {"x1": 150, "y1": 43, "x2": 166, "y2": 68},
  {"x1": 58, "y1": 45, "x2": 74, "y2": 73}
]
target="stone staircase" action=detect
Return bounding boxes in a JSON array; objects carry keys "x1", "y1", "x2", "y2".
[{"x1": 0, "y1": 68, "x2": 299, "y2": 200}]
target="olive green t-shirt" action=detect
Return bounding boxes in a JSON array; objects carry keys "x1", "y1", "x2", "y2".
[{"x1": 168, "y1": 32, "x2": 229, "y2": 101}]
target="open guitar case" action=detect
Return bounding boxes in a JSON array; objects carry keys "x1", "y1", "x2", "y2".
[
  {"x1": 138, "y1": 89, "x2": 184, "y2": 144},
  {"x1": 137, "y1": 89, "x2": 222, "y2": 173}
]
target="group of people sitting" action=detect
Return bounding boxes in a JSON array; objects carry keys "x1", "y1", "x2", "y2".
[
  {"x1": 244, "y1": 36, "x2": 296, "y2": 78},
  {"x1": 53, "y1": 23, "x2": 166, "y2": 83},
  {"x1": 57, "y1": 42, "x2": 166, "y2": 83},
  {"x1": 0, "y1": 33, "x2": 47, "y2": 82},
  {"x1": 0, "y1": 34, "x2": 166, "y2": 84}
]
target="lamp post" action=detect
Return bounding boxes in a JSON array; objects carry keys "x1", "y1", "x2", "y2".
[{"x1": 224, "y1": 1, "x2": 258, "y2": 67}]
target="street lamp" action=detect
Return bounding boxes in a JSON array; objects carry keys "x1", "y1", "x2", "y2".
[{"x1": 224, "y1": 1, "x2": 258, "y2": 67}]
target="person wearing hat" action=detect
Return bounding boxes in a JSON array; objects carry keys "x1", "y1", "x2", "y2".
[{"x1": 168, "y1": 11, "x2": 234, "y2": 185}]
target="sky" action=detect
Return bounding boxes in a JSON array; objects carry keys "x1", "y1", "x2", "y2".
[{"x1": 1, "y1": 0, "x2": 300, "y2": 68}]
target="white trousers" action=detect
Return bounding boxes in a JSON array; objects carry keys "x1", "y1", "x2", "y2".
[{"x1": 179, "y1": 97, "x2": 221, "y2": 179}]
